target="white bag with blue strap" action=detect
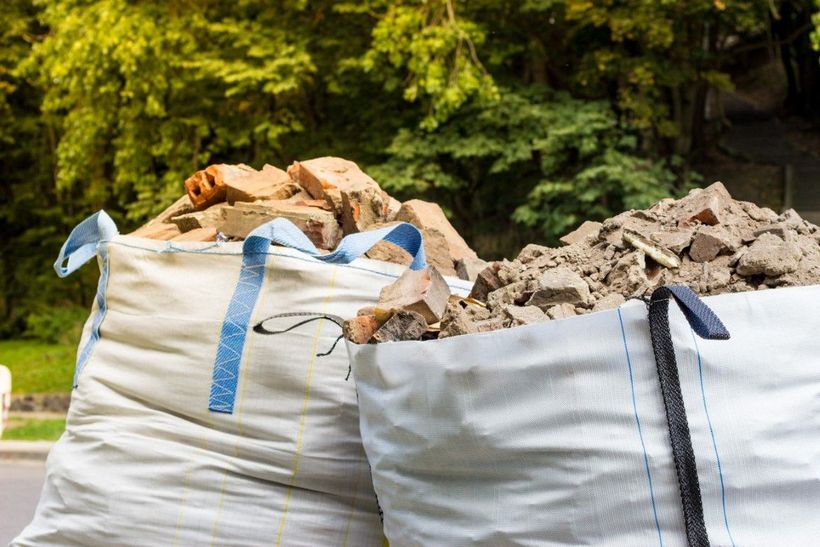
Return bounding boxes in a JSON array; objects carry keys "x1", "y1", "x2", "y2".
[
  {"x1": 14, "y1": 210, "x2": 472, "y2": 547},
  {"x1": 349, "y1": 284, "x2": 820, "y2": 547}
]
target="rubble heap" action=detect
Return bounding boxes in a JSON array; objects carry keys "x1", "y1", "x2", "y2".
[
  {"x1": 129, "y1": 157, "x2": 481, "y2": 279},
  {"x1": 347, "y1": 182, "x2": 820, "y2": 343}
]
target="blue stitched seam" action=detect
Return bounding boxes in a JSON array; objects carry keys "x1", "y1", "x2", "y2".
[
  {"x1": 690, "y1": 329, "x2": 736, "y2": 547},
  {"x1": 73, "y1": 243, "x2": 111, "y2": 387},
  {"x1": 617, "y1": 308, "x2": 664, "y2": 547},
  {"x1": 208, "y1": 252, "x2": 269, "y2": 413}
]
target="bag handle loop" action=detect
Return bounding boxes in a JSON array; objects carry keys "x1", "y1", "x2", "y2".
[
  {"x1": 209, "y1": 218, "x2": 427, "y2": 414},
  {"x1": 54, "y1": 211, "x2": 118, "y2": 278},
  {"x1": 243, "y1": 217, "x2": 426, "y2": 270},
  {"x1": 647, "y1": 285, "x2": 729, "y2": 547}
]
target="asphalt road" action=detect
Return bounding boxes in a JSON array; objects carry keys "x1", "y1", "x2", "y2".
[{"x1": 0, "y1": 461, "x2": 45, "y2": 544}]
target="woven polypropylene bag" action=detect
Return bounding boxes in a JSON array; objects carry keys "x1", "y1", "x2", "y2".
[
  {"x1": 349, "y1": 286, "x2": 820, "y2": 547},
  {"x1": 13, "y1": 213, "x2": 472, "y2": 547}
]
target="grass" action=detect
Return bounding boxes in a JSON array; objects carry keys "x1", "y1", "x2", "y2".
[
  {"x1": 0, "y1": 339, "x2": 75, "y2": 394},
  {"x1": 3, "y1": 417, "x2": 66, "y2": 441}
]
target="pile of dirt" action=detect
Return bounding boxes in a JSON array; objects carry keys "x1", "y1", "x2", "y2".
[
  {"x1": 349, "y1": 181, "x2": 820, "y2": 342},
  {"x1": 442, "y1": 181, "x2": 820, "y2": 336}
]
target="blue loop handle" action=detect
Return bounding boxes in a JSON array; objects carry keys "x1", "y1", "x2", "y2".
[
  {"x1": 243, "y1": 217, "x2": 427, "y2": 270},
  {"x1": 54, "y1": 211, "x2": 119, "y2": 278},
  {"x1": 651, "y1": 285, "x2": 730, "y2": 340},
  {"x1": 209, "y1": 218, "x2": 427, "y2": 414}
]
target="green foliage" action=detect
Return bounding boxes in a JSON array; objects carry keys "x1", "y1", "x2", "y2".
[
  {"x1": 24, "y1": 305, "x2": 88, "y2": 345},
  {"x1": 515, "y1": 152, "x2": 681, "y2": 238},
  {"x1": 0, "y1": 339, "x2": 75, "y2": 393},
  {"x1": 22, "y1": 0, "x2": 317, "y2": 221},
  {"x1": 560, "y1": 0, "x2": 764, "y2": 137},
  {"x1": 374, "y1": 88, "x2": 678, "y2": 244},
  {"x1": 0, "y1": 0, "x2": 813, "y2": 335},
  {"x1": 813, "y1": 1, "x2": 820, "y2": 51},
  {"x1": 352, "y1": 0, "x2": 498, "y2": 128},
  {"x1": 3, "y1": 418, "x2": 66, "y2": 440}
]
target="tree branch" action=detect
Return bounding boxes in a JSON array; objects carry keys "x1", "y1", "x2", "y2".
[{"x1": 724, "y1": 21, "x2": 812, "y2": 56}]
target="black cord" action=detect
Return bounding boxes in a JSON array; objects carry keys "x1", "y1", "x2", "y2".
[
  {"x1": 253, "y1": 312, "x2": 345, "y2": 359},
  {"x1": 253, "y1": 312, "x2": 344, "y2": 334}
]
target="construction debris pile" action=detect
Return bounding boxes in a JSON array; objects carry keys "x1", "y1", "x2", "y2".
[
  {"x1": 130, "y1": 157, "x2": 480, "y2": 278},
  {"x1": 346, "y1": 182, "x2": 820, "y2": 343}
]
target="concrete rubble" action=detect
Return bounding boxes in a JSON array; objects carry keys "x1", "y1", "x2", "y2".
[
  {"x1": 128, "y1": 157, "x2": 480, "y2": 277},
  {"x1": 346, "y1": 181, "x2": 820, "y2": 343}
]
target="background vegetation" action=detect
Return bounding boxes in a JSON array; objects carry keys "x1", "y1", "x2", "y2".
[
  {"x1": 1, "y1": 0, "x2": 819, "y2": 342},
  {"x1": 0, "y1": 340, "x2": 75, "y2": 393},
  {"x1": 3, "y1": 417, "x2": 66, "y2": 440}
]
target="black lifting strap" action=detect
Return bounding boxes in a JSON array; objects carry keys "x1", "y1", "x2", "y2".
[{"x1": 647, "y1": 285, "x2": 730, "y2": 547}]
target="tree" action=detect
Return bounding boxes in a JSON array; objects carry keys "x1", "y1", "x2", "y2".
[
  {"x1": 373, "y1": 87, "x2": 677, "y2": 252},
  {"x1": 22, "y1": 0, "x2": 317, "y2": 221},
  {"x1": 1, "y1": 0, "x2": 818, "y2": 336}
]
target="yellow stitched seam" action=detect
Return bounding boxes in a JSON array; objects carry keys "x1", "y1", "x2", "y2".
[
  {"x1": 275, "y1": 268, "x2": 338, "y2": 546},
  {"x1": 209, "y1": 256, "x2": 272, "y2": 546},
  {"x1": 341, "y1": 459, "x2": 366, "y2": 547}
]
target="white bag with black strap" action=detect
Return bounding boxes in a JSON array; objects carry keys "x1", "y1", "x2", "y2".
[
  {"x1": 13, "y1": 211, "x2": 472, "y2": 547},
  {"x1": 349, "y1": 284, "x2": 820, "y2": 547}
]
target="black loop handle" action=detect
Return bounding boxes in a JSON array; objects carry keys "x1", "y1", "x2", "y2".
[{"x1": 648, "y1": 285, "x2": 729, "y2": 547}]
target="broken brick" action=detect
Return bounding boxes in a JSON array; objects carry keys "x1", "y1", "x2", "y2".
[
  {"x1": 129, "y1": 222, "x2": 182, "y2": 240},
  {"x1": 419, "y1": 227, "x2": 459, "y2": 277},
  {"x1": 605, "y1": 251, "x2": 649, "y2": 296},
  {"x1": 290, "y1": 198, "x2": 333, "y2": 211},
  {"x1": 487, "y1": 280, "x2": 531, "y2": 310},
  {"x1": 171, "y1": 203, "x2": 229, "y2": 233},
  {"x1": 469, "y1": 262, "x2": 503, "y2": 301},
  {"x1": 220, "y1": 201, "x2": 342, "y2": 250},
  {"x1": 474, "y1": 316, "x2": 508, "y2": 332},
  {"x1": 288, "y1": 157, "x2": 392, "y2": 233},
  {"x1": 396, "y1": 199, "x2": 477, "y2": 274},
  {"x1": 384, "y1": 196, "x2": 402, "y2": 222},
  {"x1": 365, "y1": 240, "x2": 412, "y2": 266},
  {"x1": 343, "y1": 314, "x2": 380, "y2": 344},
  {"x1": 438, "y1": 301, "x2": 478, "y2": 338},
  {"x1": 288, "y1": 157, "x2": 375, "y2": 208},
  {"x1": 675, "y1": 181, "x2": 732, "y2": 226},
  {"x1": 185, "y1": 164, "x2": 253, "y2": 210},
  {"x1": 225, "y1": 164, "x2": 301, "y2": 204},
  {"x1": 144, "y1": 194, "x2": 194, "y2": 227},
  {"x1": 370, "y1": 310, "x2": 428, "y2": 343},
  {"x1": 340, "y1": 186, "x2": 391, "y2": 233},
  {"x1": 378, "y1": 266, "x2": 450, "y2": 324},
  {"x1": 171, "y1": 227, "x2": 218, "y2": 242}
]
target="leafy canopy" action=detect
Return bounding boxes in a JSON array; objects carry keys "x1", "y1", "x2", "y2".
[{"x1": 1, "y1": 0, "x2": 818, "y2": 337}]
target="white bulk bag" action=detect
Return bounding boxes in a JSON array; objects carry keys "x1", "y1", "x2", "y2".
[
  {"x1": 349, "y1": 284, "x2": 820, "y2": 547},
  {"x1": 14, "y1": 211, "x2": 472, "y2": 547}
]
